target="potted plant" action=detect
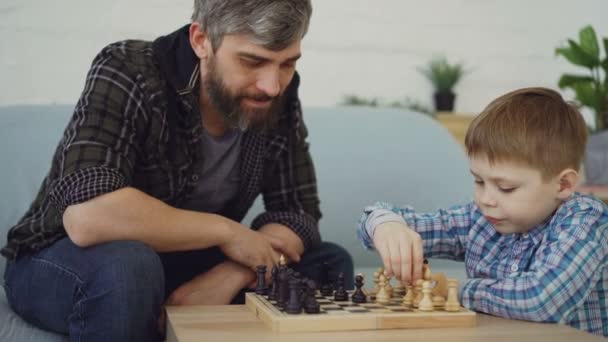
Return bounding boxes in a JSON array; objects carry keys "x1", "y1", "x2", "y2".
[
  {"x1": 555, "y1": 25, "x2": 608, "y2": 131},
  {"x1": 418, "y1": 56, "x2": 466, "y2": 112},
  {"x1": 556, "y1": 25, "x2": 608, "y2": 186}
]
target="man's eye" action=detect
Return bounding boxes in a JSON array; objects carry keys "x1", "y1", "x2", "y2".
[{"x1": 242, "y1": 58, "x2": 263, "y2": 67}]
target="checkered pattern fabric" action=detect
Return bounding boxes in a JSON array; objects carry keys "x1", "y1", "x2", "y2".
[{"x1": 2, "y1": 25, "x2": 321, "y2": 259}]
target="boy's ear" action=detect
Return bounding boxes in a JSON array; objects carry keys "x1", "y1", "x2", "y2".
[{"x1": 556, "y1": 168, "x2": 580, "y2": 200}]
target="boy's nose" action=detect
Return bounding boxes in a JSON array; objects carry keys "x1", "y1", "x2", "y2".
[{"x1": 479, "y1": 190, "x2": 497, "y2": 207}]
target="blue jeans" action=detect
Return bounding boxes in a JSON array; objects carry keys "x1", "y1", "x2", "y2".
[{"x1": 3, "y1": 238, "x2": 353, "y2": 341}]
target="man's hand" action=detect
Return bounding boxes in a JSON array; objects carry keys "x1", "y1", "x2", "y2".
[
  {"x1": 372, "y1": 221, "x2": 424, "y2": 285},
  {"x1": 258, "y1": 223, "x2": 304, "y2": 263},
  {"x1": 166, "y1": 261, "x2": 254, "y2": 305},
  {"x1": 219, "y1": 221, "x2": 282, "y2": 275}
]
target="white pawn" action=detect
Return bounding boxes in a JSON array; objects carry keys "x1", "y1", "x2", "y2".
[
  {"x1": 418, "y1": 281, "x2": 434, "y2": 312},
  {"x1": 384, "y1": 274, "x2": 394, "y2": 297},
  {"x1": 445, "y1": 278, "x2": 460, "y2": 312},
  {"x1": 402, "y1": 285, "x2": 414, "y2": 307},
  {"x1": 375, "y1": 274, "x2": 390, "y2": 304}
]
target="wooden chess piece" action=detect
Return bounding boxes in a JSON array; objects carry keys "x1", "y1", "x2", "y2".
[
  {"x1": 304, "y1": 280, "x2": 320, "y2": 314},
  {"x1": 375, "y1": 274, "x2": 390, "y2": 304},
  {"x1": 418, "y1": 281, "x2": 434, "y2": 312},
  {"x1": 268, "y1": 265, "x2": 279, "y2": 300},
  {"x1": 333, "y1": 272, "x2": 349, "y2": 301},
  {"x1": 445, "y1": 278, "x2": 460, "y2": 312},
  {"x1": 368, "y1": 271, "x2": 380, "y2": 297},
  {"x1": 285, "y1": 278, "x2": 303, "y2": 314},
  {"x1": 413, "y1": 279, "x2": 424, "y2": 308},
  {"x1": 385, "y1": 275, "x2": 394, "y2": 297},
  {"x1": 255, "y1": 265, "x2": 268, "y2": 296},
  {"x1": 402, "y1": 284, "x2": 414, "y2": 307},
  {"x1": 393, "y1": 279, "x2": 406, "y2": 297},
  {"x1": 423, "y1": 259, "x2": 432, "y2": 281},
  {"x1": 431, "y1": 272, "x2": 448, "y2": 298},
  {"x1": 351, "y1": 274, "x2": 367, "y2": 303},
  {"x1": 319, "y1": 262, "x2": 333, "y2": 296}
]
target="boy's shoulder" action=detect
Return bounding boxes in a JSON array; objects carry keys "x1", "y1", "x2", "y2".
[{"x1": 549, "y1": 192, "x2": 608, "y2": 237}]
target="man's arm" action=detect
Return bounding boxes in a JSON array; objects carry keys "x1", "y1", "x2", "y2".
[
  {"x1": 251, "y1": 93, "x2": 322, "y2": 254},
  {"x1": 53, "y1": 46, "x2": 280, "y2": 272},
  {"x1": 64, "y1": 187, "x2": 282, "y2": 271}
]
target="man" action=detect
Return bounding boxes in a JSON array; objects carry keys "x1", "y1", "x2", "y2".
[{"x1": 1, "y1": 1, "x2": 353, "y2": 340}]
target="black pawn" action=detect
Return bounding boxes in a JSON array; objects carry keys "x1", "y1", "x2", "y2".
[
  {"x1": 319, "y1": 262, "x2": 333, "y2": 296},
  {"x1": 351, "y1": 274, "x2": 367, "y2": 303},
  {"x1": 255, "y1": 265, "x2": 268, "y2": 295},
  {"x1": 304, "y1": 280, "x2": 321, "y2": 314},
  {"x1": 268, "y1": 265, "x2": 279, "y2": 300},
  {"x1": 277, "y1": 267, "x2": 289, "y2": 309},
  {"x1": 333, "y1": 272, "x2": 348, "y2": 301},
  {"x1": 285, "y1": 278, "x2": 303, "y2": 314}
]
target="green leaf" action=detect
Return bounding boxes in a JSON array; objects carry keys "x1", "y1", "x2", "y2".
[
  {"x1": 558, "y1": 74, "x2": 594, "y2": 89},
  {"x1": 555, "y1": 40, "x2": 598, "y2": 68},
  {"x1": 579, "y1": 25, "x2": 600, "y2": 60},
  {"x1": 573, "y1": 82, "x2": 601, "y2": 111},
  {"x1": 604, "y1": 38, "x2": 608, "y2": 56}
]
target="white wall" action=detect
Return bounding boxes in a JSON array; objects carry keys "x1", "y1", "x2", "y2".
[{"x1": 1, "y1": 0, "x2": 607, "y2": 117}]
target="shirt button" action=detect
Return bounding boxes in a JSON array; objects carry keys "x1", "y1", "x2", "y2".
[
  {"x1": 510, "y1": 264, "x2": 519, "y2": 272},
  {"x1": 522, "y1": 233, "x2": 529, "y2": 239},
  {"x1": 191, "y1": 174, "x2": 200, "y2": 182}
]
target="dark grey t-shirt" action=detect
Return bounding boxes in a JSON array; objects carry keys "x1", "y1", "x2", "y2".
[{"x1": 181, "y1": 128, "x2": 242, "y2": 213}]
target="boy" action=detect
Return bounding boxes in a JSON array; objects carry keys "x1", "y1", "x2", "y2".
[{"x1": 357, "y1": 87, "x2": 608, "y2": 336}]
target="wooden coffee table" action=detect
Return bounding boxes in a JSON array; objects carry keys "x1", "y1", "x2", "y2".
[{"x1": 165, "y1": 304, "x2": 604, "y2": 342}]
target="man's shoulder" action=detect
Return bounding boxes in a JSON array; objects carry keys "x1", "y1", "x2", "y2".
[{"x1": 92, "y1": 39, "x2": 160, "y2": 80}]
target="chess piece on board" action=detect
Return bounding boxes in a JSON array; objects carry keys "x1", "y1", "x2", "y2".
[
  {"x1": 285, "y1": 278, "x2": 303, "y2": 314},
  {"x1": 334, "y1": 272, "x2": 349, "y2": 301},
  {"x1": 268, "y1": 265, "x2": 279, "y2": 300},
  {"x1": 418, "y1": 281, "x2": 434, "y2": 312},
  {"x1": 375, "y1": 274, "x2": 390, "y2": 304},
  {"x1": 319, "y1": 262, "x2": 334, "y2": 296},
  {"x1": 393, "y1": 280, "x2": 406, "y2": 297},
  {"x1": 413, "y1": 279, "x2": 424, "y2": 308},
  {"x1": 351, "y1": 274, "x2": 367, "y2": 303},
  {"x1": 255, "y1": 265, "x2": 268, "y2": 296},
  {"x1": 304, "y1": 280, "x2": 320, "y2": 314},
  {"x1": 444, "y1": 278, "x2": 461, "y2": 312},
  {"x1": 423, "y1": 259, "x2": 432, "y2": 281},
  {"x1": 402, "y1": 284, "x2": 414, "y2": 307},
  {"x1": 384, "y1": 275, "x2": 394, "y2": 297}
]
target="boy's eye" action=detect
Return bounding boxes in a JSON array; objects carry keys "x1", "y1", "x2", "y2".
[
  {"x1": 499, "y1": 187, "x2": 516, "y2": 193},
  {"x1": 474, "y1": 180, "x2": 484, "y2": 186}
]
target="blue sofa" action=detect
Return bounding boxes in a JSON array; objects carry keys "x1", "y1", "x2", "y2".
[{"x1": 0, "y1": 105, "x2": 471, "y2": 341}]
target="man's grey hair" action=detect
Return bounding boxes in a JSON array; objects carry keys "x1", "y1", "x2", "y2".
[{"x1": 191, "y1": 0, "x2": 312, "y2": 51}]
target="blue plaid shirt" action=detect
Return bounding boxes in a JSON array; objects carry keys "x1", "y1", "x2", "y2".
[{"x1": 357, "y1": 193, "x2": 608, "y2": 336}]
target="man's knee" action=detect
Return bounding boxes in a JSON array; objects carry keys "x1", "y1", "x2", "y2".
[{"x1": 77, "y1": 241, "x2": 165, "y2": 340}]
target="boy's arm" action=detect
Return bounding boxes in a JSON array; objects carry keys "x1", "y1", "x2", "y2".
[
  {"x1": 357, "y1": 201, "x2": 475, "y2": 282},
  {"x1": 461, "y1": 203, "x2": 608, "y2": 322}
]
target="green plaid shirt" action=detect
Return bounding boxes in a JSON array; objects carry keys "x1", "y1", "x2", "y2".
[{"x1": 1, "y1": 25, "x2": 322, "y2": 260}]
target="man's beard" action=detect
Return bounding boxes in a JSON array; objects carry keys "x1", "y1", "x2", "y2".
[{"x1": 204, "y1": 59, "x2": 283, "y2": 132}]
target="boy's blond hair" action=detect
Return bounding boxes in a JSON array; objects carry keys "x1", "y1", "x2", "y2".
[{"x1": 465, "y1": 87, "x2": 587, "y2": 180}]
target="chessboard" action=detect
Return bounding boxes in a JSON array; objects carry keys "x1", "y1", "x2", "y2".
[{"x1": 245, "y1": 291, "x2": 476, "y2": 333}]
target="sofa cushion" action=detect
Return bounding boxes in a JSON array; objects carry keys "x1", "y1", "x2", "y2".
[{"x1": 0, "y1": 287, "x2": 68, "y2": 341}]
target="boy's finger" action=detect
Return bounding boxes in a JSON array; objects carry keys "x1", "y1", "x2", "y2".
[{"x1": 411, "y1": 237, "x2": 424, "y2": 282}]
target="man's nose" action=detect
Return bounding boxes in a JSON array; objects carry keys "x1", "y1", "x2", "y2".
[{"x1": 256, "y1": 68, "x2": 280, "y2": 98}]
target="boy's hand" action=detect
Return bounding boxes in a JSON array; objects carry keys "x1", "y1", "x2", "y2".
[{"x1": 372, "y1": 221, "x2": 424, "y2": 285}]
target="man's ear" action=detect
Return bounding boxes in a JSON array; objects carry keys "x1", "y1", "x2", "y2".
[
  {"x1": 189, "y1": 22, "x2": 211, "y2": 60},
  {"x1": 556, "y1": 168, "x2": 580, "y2": 200}
]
